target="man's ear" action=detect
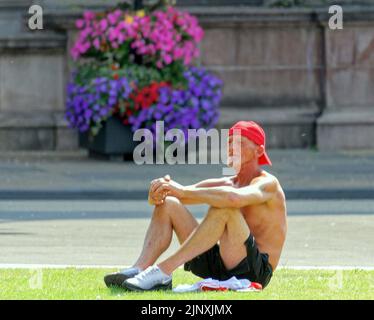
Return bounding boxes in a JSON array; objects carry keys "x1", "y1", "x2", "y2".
[{"x1": 256, "y1": 145, "x2": 265, "y2": 158}]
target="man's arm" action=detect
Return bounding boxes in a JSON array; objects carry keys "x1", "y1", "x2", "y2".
[
  {"x1": 177, "y1": 177, "x2": 277, "y2": 209},
  {"x1": 193, "y1": 177, "x2": 234, "y2": 188},
  {"x1": 149, "y1": 176, "x2": 233, "y2": 206},
  {"x1": 178, "y1": 177, "x2": 234, "y2": 205}
]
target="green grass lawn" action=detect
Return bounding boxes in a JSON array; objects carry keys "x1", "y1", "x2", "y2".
[{"x1": 1, "y1": 268, "x2": 373, "y2": 300}]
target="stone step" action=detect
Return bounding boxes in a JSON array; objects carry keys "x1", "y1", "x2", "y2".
[
  {"x1": 317, "y1": 108, "x2": 374, "y2": 150},
  {"x1": 0, "y1": 112, "x2": 77, "y2": 151}
]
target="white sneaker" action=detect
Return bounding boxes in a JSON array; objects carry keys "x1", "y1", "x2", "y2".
[
  {"x1": 104, "y1": 267, "x2": 142, "y2": 288},
  {"x1": 122, "y1": 266, "x2": 172, "y2": 291}
]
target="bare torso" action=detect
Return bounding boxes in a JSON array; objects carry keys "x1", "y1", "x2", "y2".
[{"x1": 218, "y1": 171, "x2": 287, "y2": 271}]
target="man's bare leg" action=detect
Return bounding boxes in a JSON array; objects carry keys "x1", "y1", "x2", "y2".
[
  {"x1": 158, "y1": 207, "x2": 250, "y2": 275},
  {"x1": 104, "y1": 196, "x2": 197, "y2": 288},
  {"x1": 133, "y1": 197, "x2": 198, "y2": 270}
]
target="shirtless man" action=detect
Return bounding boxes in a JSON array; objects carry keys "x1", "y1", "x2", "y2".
[{"x1": 104, "y1": 121, "x2": 287, "y2": 291}]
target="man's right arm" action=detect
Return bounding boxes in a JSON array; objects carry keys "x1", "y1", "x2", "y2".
[{"x1": 178, "y1": 177, "x2": 233, "y2": 205}]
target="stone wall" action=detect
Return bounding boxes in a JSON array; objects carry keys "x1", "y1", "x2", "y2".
[
  {"x1": 38, "y1": 0, "x2": 374, "y2": 7},
  {"x1": 193, "y1": 7, "x2": 322, "y2": 148},
  {"x1": 0, "y1": 1, "x2": 373, "y2": 150}
]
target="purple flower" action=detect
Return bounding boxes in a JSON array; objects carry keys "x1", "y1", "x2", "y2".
[
  {"x1": 84, "y1": 109, "x2": 93, "y2": 119},
  {"x1": 66, "y1": 65, "x2": 222, "y2": 142},
  {"x1": 108, "y1": 97, "x2": 117, "y2": 106},
  {"x1": 201, "y1": 99, "x2": 212, "y2": 110},
  {"x1": 65, "y1": 73, "x2": 133, "y2": 134},
  {"x1": 128, "y1": 66, "x2": 222, "y2": 145},
  {"x1": 99, "y1": 109, "x2": 108, "y2": 117}
]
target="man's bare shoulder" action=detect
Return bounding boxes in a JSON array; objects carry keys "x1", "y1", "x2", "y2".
[
  {"x1": 250, "y1": 170, "x2": 278, "y2": 185},
  {"x1": 262, "y1": 171, "x2": 286, "y2": 199},
  {"x1": 250, "y1": 171, "x2": 284, "y2": 195}
]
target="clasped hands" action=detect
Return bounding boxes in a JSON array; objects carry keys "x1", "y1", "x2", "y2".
[{"x1": 148, "y1": 175, "x2": 185, "y2": 205}]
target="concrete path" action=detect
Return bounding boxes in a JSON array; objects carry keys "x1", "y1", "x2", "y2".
[
  {"x1": 1, "y1": 199, "x2": 373, "y2": 267},
  {"x1": 0, "y1": 150, "x2": 374, "y2": 199},
  {"x1": 1, "y1": 150, "x2": 374, "y2": 268}
]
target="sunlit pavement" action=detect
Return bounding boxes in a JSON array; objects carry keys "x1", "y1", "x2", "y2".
[
  {"x1": 1, "y1": 150, "x2": 374, "y2": 197},
  {"x1": 1, "y1": 150, "x2": 374, "y2": 268},
  {"x1": 1, "y1": 199, "x2": 373, "y2": 267}
]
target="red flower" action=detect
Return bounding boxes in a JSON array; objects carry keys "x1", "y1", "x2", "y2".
[
  {"x1": 131, "y1": 83, "x2": 161, "y2": 110},
  {"x1": 119, "y1": 81, "x2": 173, "y2": 124}
]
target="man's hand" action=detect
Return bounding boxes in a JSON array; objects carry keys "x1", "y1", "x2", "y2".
[
  {"x1": 148, "y1": 175, "x2": 171, "y2": 205},
  {"x1": 148, "y1": 175, "x2": 185, "y2": 205},
  {"x1": 153, "y1": 178, "x2": 185, "y2": 200}
]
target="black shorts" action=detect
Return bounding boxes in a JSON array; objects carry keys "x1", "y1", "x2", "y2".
[{"x1": 184, "y1": 234, "x2": 273, "y2": 288}]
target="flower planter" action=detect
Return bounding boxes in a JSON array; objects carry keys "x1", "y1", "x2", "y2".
[
  {"x1": 67, "y1": 5, "x2": 222, "y2": 161},
  {"x1": 80, "y1": 117, "x2": 138, "y2": 160}
]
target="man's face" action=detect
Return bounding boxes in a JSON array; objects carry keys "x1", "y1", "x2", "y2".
[{"x1": 227, "y1": 135, "x2": 262, "y2": 173}]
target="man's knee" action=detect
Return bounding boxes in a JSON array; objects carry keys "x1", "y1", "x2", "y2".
[
  {"x1": 206, "y1": 206, "x2": 241, "y2": 222},
  {"x1": 154, "y1": 196, "x2": 183, "y2": 215},
  {"x1": 162, "y1": 196, "x2": 182, "y2": 207}
]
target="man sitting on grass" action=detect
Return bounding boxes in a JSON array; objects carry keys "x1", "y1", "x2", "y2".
[{"x1": 104, "y1": 121, "x2": 287, "y2": 291}]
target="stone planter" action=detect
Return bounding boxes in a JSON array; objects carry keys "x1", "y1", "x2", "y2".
[{"x1": 79, "y1": 117, "x2": 138, "y2": 160}]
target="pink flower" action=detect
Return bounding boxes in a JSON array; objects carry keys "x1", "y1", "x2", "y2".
[
  {"x1": 99, "y1": 19, "x2": 108, "y2": 32},
  {"x1": 108, "y1": 11, "x2": 121, "y2": 25},
  {"x1": 148, "y1": 44, "x2": 156, "y2": 55},
  {"x1": 71, "y1": 7, "x2": 204, "y2": 64},
  {"x1": 71, "y1": 47, "x2": 79, "y2": 60},
  {"x1": 76, "y1": 19, "x2": 85, "y2": 29},
  {"x1": 93, "y1": 38, "x2": 101, "y2": 49},
  {"x1": 163, "y1": 54, "x2": 172, "y2": 65},
  {"x1": 83, "y1": 11, "x2": 95, "y2": 21},
  {"x1": 173, "y1": 47, "x2": 184, "y2": 59},
  {"x1": 80, "y1": 28, "x2": 92, "y2": 38},
  {"x1": 79, "y1": 42, "x2": 90, "y2": 53},
  {"x1": 108, "y1": 27, "x2": 119, "y2": 42}
]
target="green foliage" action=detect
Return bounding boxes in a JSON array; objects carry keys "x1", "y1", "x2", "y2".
[
  {"x1": 72, "y1": 60, "x2": 187, "y2": 90},
  {"x1": 158, "y1": 61, "x2": 188, "y2": 88},
  {"x1": 268, "y1": 0, "x2": 306, "y2": 7}
]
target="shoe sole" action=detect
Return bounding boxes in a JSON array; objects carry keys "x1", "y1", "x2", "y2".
[
  {"x1": 104, "y1": 273, "x2": 132, "y2": 288},
  {"x1": 122, "y1": 280, "x2": 172, "y2": 292}
]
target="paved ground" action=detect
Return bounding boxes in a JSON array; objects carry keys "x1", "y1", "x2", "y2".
[
  {"x1": 0, "y1": 149, "x2": 374, "y2": 199},
  {"x1": 1, "y1": 199, "x2": 374, "y2": 267},
  {"x1": 0, "y1": 150, "x2": 373, "y2": 268}
]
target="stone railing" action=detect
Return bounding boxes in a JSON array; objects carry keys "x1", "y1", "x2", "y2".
[{"x1": 0, "y1": 1, "x2": 373, "y2": 150}]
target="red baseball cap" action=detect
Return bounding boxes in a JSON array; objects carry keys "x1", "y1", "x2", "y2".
[{"x1": 228, "y1": 121, "x2": 272, "y2": 166}]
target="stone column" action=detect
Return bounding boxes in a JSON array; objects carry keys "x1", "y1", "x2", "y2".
[
  {"x1": 0, "y1": 0, "x2": 76, "y2": 150},
  {"x1": 317, "y1": 7, "x2": 374, "y2": 150}
]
